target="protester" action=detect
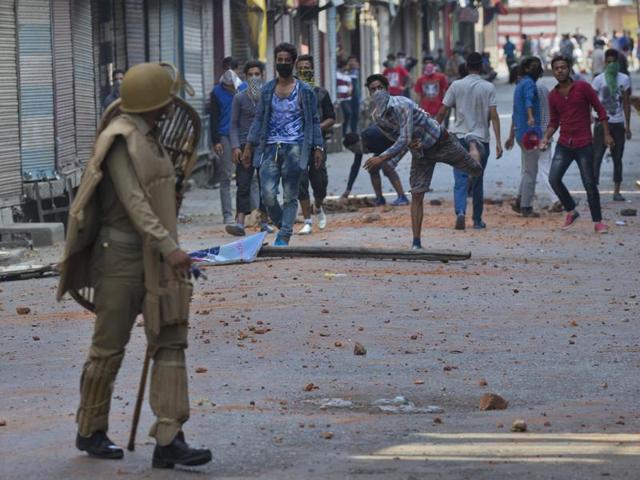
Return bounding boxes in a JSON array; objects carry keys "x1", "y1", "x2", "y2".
[
  {"x1": 226, "y1": 60, "x2": 273, "y2": 237},
  {"x1": 243, "y1": 43, "x2": 323, "y2": 246},
  {"x1": 592, "y1": 39, "x2": 606, "y2": 76},
  {"x1": 414, "y1": 56, "x2": 448, "y2": 117},
  {"x1": 592, "y1": 48, "x2": 631, "y2": 201},
  {"x1": 223, "y1": 56, "x2": 245, "y2": 91},
  {"x1": 540, "y1": 55, "x2": 612, "y2": 233},
  {"x1": 348, "y1": 55, "x2": 361, "y2": 133},
  {"x1": 505, "y1": 57, "x2": 544, "y2": 218},
  {"x1": 336, "y1": 57, "x2": 354, "y2": 136},
  {"x1": 296, "y1": 54, "x2": 336, "y2": 235},
  {"x1": 436, "y1": 52, "x2": 502, "y2": 230},
  {"x1": 344, "y1": 125, "x2": 409, "y2": 206},
  {"x1": 102, "y1": 69, "x2": 124, "y2": 111},
  {"x1": 383, "y1": 53, "x2": 411, "y2": 96},
  {"x1": 435, "y1": 48, "x2": 447, "y2": 73},
  {"x1": 521, "y1": 34, "x2": 532, "y2": 57},
  {"x1": 210, "y1": 69, "x2": 239, "y2": 224},
  {"x1": 504, "y1": 35, "x2": 516, "y2": 64},
  {"x1": 363, "y1": 74, "x2": 482, "y2": 250}
]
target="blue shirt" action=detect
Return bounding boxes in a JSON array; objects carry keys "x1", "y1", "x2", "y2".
[
  {"x1": 266, "y1": 82, "x2": 304, "y2": 144},
  {"x1": 212, "y1": 84, "x2": 235, "y2": 136},
  {"x1": 504, "y1": 41, "x2": 516, "y2": 60},
  {"x1": 512, "y1": 75, "x2": 541, "y2": 142}
]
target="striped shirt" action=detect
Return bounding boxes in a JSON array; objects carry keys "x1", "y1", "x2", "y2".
[
  {"x1": 336, "y1": 71, "x2": 352, "y2": 101},
  {"x1": 374, "y1": 95, "x2": 443, "y2": 160}
]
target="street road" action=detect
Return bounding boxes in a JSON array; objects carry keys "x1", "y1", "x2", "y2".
[{"x1": 1, "y1": 75, "x2": 639, "y2": 479}]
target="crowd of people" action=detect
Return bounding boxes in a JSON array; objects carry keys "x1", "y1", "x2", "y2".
[{"x1": 197, "y1": 33, "x2": 637, "y2": 248}]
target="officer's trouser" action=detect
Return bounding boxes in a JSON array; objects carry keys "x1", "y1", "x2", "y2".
[{"x1": 76, "y1": 237, "x2": 189, "y2": 446}]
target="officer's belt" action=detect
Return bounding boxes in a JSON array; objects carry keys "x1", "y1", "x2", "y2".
[{"x1": 98, "y1": 226, "x2": 142, "y2": 246}]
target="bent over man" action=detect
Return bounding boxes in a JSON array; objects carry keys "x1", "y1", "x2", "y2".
[
  {"x1": 57, "y1": 63, "x2": 211, "y2": 468},
  {"x1": 363, "y1": 74, "x2": 482, "y2": 250}
]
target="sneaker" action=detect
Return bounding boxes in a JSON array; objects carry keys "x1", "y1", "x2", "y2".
[
  {"x1": 411, "y1": 239, "x2": 423, "y2": 250},
  {"x1": 391, "y1": 195, "x2": 410, "y2": 206},
  {"x1": 510, "y1": 197, "x2": 521, "y2": 214},
  {"x1": 152, "y1": 432, "x2": 212, "y2": 469},
  {"x1": 273, "y1": 235, "x2": 289, "y2": 246},
  {"x1": 594, "y1": 222, "x2": 609, "y2": 234},
  {"x1": 455, "y1": 214, "x2": 466, "y2": 230},
  {"x1": 225, "y1": 224, "x2": 246, "y2": 236},
  {"x1": 260, "y1": 223, "x2": 275, "y2": 234},
  {"x1": 223, "y1": 215, "x2": 235, "y2": 225},
  {"x1": 298, "y1": 222, "x2": 312, "y2": 235},
  {"x1": 521, "y1": 207, "x2": 540, "y2": 218},
  {"x1": 613, "y1": 193, "x2": 626, "y2": 202},
  {"x1": 76, "y1": 431, "x2": 124, "y2": 460},
  {"x1": 375, "y1": 196, "x2": 386, "y2": 206},
  {"x1": 562, "y1": 211, "x2": 580, "y2": 229},
  {"x1": 316, "y1": 208, "x2": 327, "y2": 229},
  {"x1": 473, "y1": 220, "x2": 486, "y2": 229}
]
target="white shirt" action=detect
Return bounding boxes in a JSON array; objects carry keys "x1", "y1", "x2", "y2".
[{"x1": 592, "y1": 72, "x2": 630, "y2": 124}]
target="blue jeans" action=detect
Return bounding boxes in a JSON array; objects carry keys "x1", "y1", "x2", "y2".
[
  {"x1": 259, "y1": 143, "x2": 303, "y2": 239},
  {"x1": 549, "y1": 143, "x2": 602, "y2": 222},
  {"x1": 453, "y1": 139, "x2": 489, "y2": 222}
]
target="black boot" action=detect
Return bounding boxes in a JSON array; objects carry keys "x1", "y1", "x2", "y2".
[
  {"x1": 152, "y1": 431, "x2": 212, "y2": 469},
  {"x1": 76, "y1": 431, "x2": 124, "y2": 459}
]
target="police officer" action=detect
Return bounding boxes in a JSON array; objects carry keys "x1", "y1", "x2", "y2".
[{"x1": 57, "y1": 63, "x2": 212, "y2": 468}]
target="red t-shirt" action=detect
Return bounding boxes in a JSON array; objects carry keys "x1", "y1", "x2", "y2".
[
  {"x1": 383, "y1": 66, "x2": 410, "y2": 96},
  {"x1": 414, "y1": 73, "x2": 448, "y2": 116},
  {"x1": 548, "y1": 80, "x2": 607, "y2": 148}
]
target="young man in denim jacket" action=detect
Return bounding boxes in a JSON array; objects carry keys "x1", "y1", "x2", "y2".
[{"x1": 243, "y1": 43, "x2": 324, "y2": 246}]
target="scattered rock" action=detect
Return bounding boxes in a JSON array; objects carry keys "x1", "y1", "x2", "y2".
[
  {"x1": 195, "y1": 367, "x2": 208, "y2": 373},
  {"x1": 334, "y1": 341, "x2": 343, "y2": 348},
  {"x1": 361, "y1": 213, "x2": 381, "y2": 223},
  {"x1": 16, "y1": 307, "x2": 30, "y2": 315},
  {"x1": 429, "y1": 199, "x2": 442, "y2": 206},
  {"x1": 484, "y1": 198, "x2": 504, "y2": 206},
  {"x1": 477, "y1": 378, "x2": 488, "y2": 387},
  {"x1": 413, "y1": 380, "x2": 425, "y2": 385},
  {"x1": 433, "y1": 417, "x2": 442, "y2": 424},
  {"x1": 322, "y1": 431, "x2": 334, "y2": 439},
  {"x1": 353, "y1": 342, "x2": 367, "y2": 355},
  {"x1": 601, "y1": 382, "x2": 608, "y2": 389},
  {"x1": 511, "y1": 419, "x2": 527, "y2": 432},
  {"x1": 317, "y1": 398, "x2": 353, "y2": 409},
  {"x1": 0, "y1": 419, "x2": 6, "y2": 427},
  {"x1": 620, "y1": 208, "x2": 637, "y2": 217},
  {"x1": 479, "y1": 393, "x2": 508, "y2": 411},
  {"x1": 543, "y1": 421, "x2": 552, "y2": 427},
  {"x1": 32, "y1": 336, "x2": 40, "y2": 341},
  {"x1": 303, "y1": 383, "x2": 319, "y2": 392}
]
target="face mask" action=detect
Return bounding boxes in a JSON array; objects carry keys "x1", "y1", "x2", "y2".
[
  {"x1": 276, "y1": 63, "x2": 294, "y2": 78},
  {"x1": 604, "y1": 61, "x2": 620, "y2": 96},
  {"x1": 114, "y1": 79, "x2": 122, "y2": 88},
  {"x1": 297, "y1": 69, "x2": 315, "y2": 87},
  {"x1": 387, "y1": 61, "x2": 396, "y2": 68},
  {"x1": 371, "y1": 90, "x2": 391, "y2": 121},
  {"x1": 246, "y1": 77, "x2": 263, "y2": 101},
  {"x1": 423, "y1": 64, "x2": 436, "y2": 76}
]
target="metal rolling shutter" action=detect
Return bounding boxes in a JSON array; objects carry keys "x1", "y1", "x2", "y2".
[
  {"x1": 202, "y1": 0, "x2": 215, "y2": 94},
  {"x1": 125, "y1": 0, "x2": 146, "y2": 66},
  {"x1": 147, "y1": 0, "x2": 161, "y2": 62},
  {"x1": 52, "y1": 0, "x2": 76, "y2": 171},
  {"x1": 72, "y1": 0, "x2": 97, "y2": 163},
  {"x1": 230, "y1": 0, "x2": 251, "y2": 65},
  {"x1": 160, "y1": 0, "x2": 179, "y2": 65},
  {"x1": 113, "y1": 0, "x2": 127, "y2": 68},
  {"x1": 182, "y1": 0, "x2": 204, "y2": 114},
  {"x1": 17, "y1": 0, "x2": 56, "y2": 181},
  {"x1": 0, "y1": 1, "x2": 22, "y2": 206}
]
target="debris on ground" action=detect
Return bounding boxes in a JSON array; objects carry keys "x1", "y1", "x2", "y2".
[
  {"x1": 429, "y1": 199, "x2": 442, "y2": 206},
  {"x1": 304, "y1": 383, "x2": 319, "y2": 392},
  {"x1": 322, "y1": 431, "x2": 334, "y2": 439},
  {"x1": 195, "y1": 367, "x2": 208, "y2": 373},
  {"x1": 353, "y1": 342, "x2": 367, "y2": 355},
  {"x1": 323, "y1": 197, "x2": 377, "y2": 213},
  {"x1": 16, "y1": 307, "x2": 31, "y2": 315},
  {"x1": 479, "y1": 393, "x2": 508, "y2": 410},
  {"x1": 314, "y1": 398, "x2": 354, "y2": 409},
  {"x1": 361, "y1": 213, "x2": 381, "y2": 223},
  {"x1": 372, "y1": 396, "x2": 444, "y2": 414},
  {"x1": 511, "y1": 419, "x2": 528, "y2": 432},
  {"x1": 620, "y1": 208, "x2": 637, "y2": 216}
]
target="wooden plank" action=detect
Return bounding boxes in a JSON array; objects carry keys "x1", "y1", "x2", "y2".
[{"x1": 258, "y1": 246, "x2": 470, "y2": 262}]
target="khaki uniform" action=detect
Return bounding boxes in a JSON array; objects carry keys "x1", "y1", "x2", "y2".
[{"x1": 58, "y1": 113, "x2": 192, "y2": 446}]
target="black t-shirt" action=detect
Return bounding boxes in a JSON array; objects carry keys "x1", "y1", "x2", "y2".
[{"x1": 314, "y1": 86, "x2": 336, "y2": 138}]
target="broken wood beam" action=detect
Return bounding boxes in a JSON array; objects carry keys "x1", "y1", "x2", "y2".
[{"x1": 258, "y1": 246, "x2": 470, "y2": 262}]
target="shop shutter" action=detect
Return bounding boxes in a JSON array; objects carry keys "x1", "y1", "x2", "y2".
[
  {"x1": 17, "y1": 0, "x2": 56, "y2": 181},
  {"x1": 52, "y1": 0, "x2": 77, "y2": 171},
  {"x1": 160, "y1": 0, "x2": 179, "y2": 65},
  {"x1": 147, "y1": 0, "x2": 161, "y2": 62},
  {"x1": 113, "y1": 0, "x2": 127, "y2": 68},
  {"x1": 0, "y1": 1, "x2": 22, "y2": 206},
  {"x1": 182, "y1": 0, "x2": 204, "y2": 114},
  {"x1": 72, "y1": 0, "x2": 97, "y2": 163},
  {"x1": 231, "y1": 0, "x2": 252, "y2": 66},
  {"x1": 125, "y1": 0, "x2": 146, "y2": 66},
  {"x1": 202, "y1": 0, "x2": 215, "y2": 94}
]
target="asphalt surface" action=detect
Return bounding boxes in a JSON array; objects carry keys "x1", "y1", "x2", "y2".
[{"x1": 1, "y1": 76, "x2": 639, "y2": 479}]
